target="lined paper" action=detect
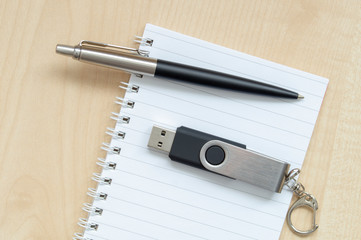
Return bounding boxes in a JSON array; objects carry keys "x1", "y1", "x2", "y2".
[{"x1": 85, "y1": 24, "x2": 328, "y2": 240}]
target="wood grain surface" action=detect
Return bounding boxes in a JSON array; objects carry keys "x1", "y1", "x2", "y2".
[{"x1": 0, "y1": 0, "x2": 360, "y2": 239}]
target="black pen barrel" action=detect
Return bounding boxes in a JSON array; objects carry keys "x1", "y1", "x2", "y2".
[{"x1": 155, "y1": 59, "x2": 299, "y2": 99}]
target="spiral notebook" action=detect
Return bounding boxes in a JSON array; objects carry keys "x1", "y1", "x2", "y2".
[{"x1": 75, "y1": 24, "x2": 328, "y2": 240}]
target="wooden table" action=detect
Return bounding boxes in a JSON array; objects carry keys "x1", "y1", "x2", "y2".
[{"x1": 1, "y1": 0, "x2": 360, "y2": 239}]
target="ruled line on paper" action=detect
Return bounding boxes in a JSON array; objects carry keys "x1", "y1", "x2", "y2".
[
  {"x1": 88, "y1": 221, "x2": 159, "y2": 240},
  {"x1": 133, "y1": 93, "x2": 311, "y2": 139},
  {"x1": 110, "y1": 169, "x2": 285, "y2": 219},
  {"x1": 129, "y1": 100, "x2": 309, "y2": 148},
  {"x1": 122, "y1": 160, "x2": 285, "y2": 205},
  {"x1": 118, "y1": 107, "x2": 307, "y2": 153},
  {"x1": 96, "y1": 209, "x2": 210, "y2": 240},
  {"x1": 108, "y1": 196, "x2": 277, "y2": 235},
  {"x1": 137, "y1": 83, "x2": 316, "y2": 125},
  {"x1": 108, "y1": 151, "x2": 297, "y2": 204},
  {"x1": 85, "y1": 233, "x2": 110, "y2": 240},
  {"x1": 109, "y1": 181, "x2": 285, "y2": 223},
  {"x1": 130, "y1": 87, "x2": 310, "y2": 139}
]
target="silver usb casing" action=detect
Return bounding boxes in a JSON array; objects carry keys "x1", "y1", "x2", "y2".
[{"x1": 199, "y1": 140, "x2": 290, "y2": 193}]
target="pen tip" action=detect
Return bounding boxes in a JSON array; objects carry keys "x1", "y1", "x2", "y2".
[{"x1": 297, "y1": 94, "x2": 304, "y2": 99}]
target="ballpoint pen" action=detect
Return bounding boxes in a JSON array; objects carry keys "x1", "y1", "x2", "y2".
[{"x1": 56, "y1": 40, "x2": 304, "y2": 99}]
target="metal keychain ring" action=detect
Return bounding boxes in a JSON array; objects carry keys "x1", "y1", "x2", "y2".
[{"x1": 287, "y1": 193, "x2": 319, "y2": 235}]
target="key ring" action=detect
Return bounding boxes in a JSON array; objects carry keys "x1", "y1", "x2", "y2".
[
  {"x1": 287, "y1": 193, "x2": 319, "y2": 235},
  {"x1": 284, "y1": 169, "x2": 319, "y2": 235}
]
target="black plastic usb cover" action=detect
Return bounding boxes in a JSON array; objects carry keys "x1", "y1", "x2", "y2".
[{"x1": 169, "y1": 126, "x2": 246, "y2": 169}]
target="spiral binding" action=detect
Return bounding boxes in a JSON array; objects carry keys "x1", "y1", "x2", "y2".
[
  {"x1": 96, "y1": 157, "x2": 117, "y2": 170},
  {"x1": 106, "y1": 127, "x2": 126, "y2": 139},
  {"x1": 74, "y1": 36, "x2": 153, "y2": 240},
  {"x1": 115, "y1": 97, "x2": 135, "y2": 108},
  {"x1": 134, "y1": 36, "x2": 153, "y2": 46},
  {"x1": 91, "y1": 173, "x2": 113, "y2": 185},
  {"x1": 110, "y1": 112, "x2": 130, "y2": 123},
  {"x1": 119, "y1": 82, "x2": 139, "y2": 93},
  {"x1": 101, "y1": 143, "x2": 121, "y2": 154},
  {"x1": 82, "y1": 203, "x2": 104, "y2": 215},
  {"x1": 78, "y1": 218, "x2": 99, "y2": 230},
  {"x1": 87, "y1": 188, "x2": 107, "y2": 200},
  {"x1": 73, "y1": 232, "x2": 93, "y2": 240}
]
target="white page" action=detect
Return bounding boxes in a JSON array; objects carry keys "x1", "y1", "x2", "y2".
[{"x1": 84, "y1": 24, "x2": 328, "y2": 240}]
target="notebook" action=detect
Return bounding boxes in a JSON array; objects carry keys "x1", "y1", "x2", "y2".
[{"x1": 75, "y1": 24, "x2": 328, "y2": 240}]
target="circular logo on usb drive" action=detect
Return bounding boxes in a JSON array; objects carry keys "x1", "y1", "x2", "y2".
[{"x1": 205, "y1": 145, "x2": 225, "y2": 165}]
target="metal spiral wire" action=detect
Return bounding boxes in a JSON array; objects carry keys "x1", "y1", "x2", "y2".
[
  {"x1": 115, "y1": 97, "x2": 135, "y2": 108},
  {"x1": 78, "y1": 218, "x2": 99, "y2": 231},
  {"x1": 74, "y1": 66, "x2": 140, "y2": 239},
  {"x1": 110, "y1": 112, "x2": 130, "y2": 123},
  {"x1": 73, "y1": 232, "x2": 93, "y2": 240},
  {"x1": 82, "y1": 203, "x2": 103, "y2": 216},
  {"x1": 96, "y1": 157, "x2": 117, "y2": 170},
  {"x1": 87, "y1": 188, "x2": 108, "y2": 200},
  {"x1": 105, "y1": 127, "x2": 126, "y2": 139},
  {"x1": 119, "y1": 82, "x2": 140, "y2": 93},
  {"x1": 134, "y1": 36, "x2": 153, "y2": 47}
]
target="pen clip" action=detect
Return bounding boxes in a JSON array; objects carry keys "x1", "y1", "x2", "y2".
[{"x1": 78, "y1": 40, "x2": 149, "y2": 57}]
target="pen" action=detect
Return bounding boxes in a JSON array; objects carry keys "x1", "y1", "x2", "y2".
[{"x1": 56, "y1": 41, "x2": 303, "y2": 99}]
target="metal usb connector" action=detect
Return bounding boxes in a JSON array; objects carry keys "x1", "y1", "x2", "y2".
[{"x1": 147, "y1": 126, "x2": 176, "y2": 153}]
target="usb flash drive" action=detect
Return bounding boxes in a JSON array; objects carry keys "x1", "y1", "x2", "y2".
[{"x1": 147, "y1": 125, "x2": 290, "y2": 193}]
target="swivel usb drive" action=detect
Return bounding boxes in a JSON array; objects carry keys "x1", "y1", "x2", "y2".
[
  {"x1": 147, "y1": 125, "x2": 290, "y2": 193},
  {"x1": 147, "y1": 125, "x2": 320, "y2": 235}
]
